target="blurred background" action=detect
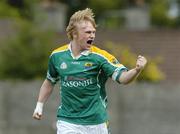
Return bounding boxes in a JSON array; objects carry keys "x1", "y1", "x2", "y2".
[{"x1": 0, "y1": 0, "x2": 180, "y2": 134}]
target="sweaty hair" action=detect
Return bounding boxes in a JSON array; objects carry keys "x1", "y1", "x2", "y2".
[{"x1": 66, "y1": 8, "x2": 97, "y2": 40}]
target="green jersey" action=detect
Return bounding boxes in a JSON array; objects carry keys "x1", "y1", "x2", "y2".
[{"x1": 46, "y1": 44, "x2": 127, "y2": 125}]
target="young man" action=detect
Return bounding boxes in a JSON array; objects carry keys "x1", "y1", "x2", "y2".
[{"x1": 33, "y1": 8, "x2": 147, "y2": 134}]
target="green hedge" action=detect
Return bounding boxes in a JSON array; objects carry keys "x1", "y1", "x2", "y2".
[
  {"x1": 150, "y1": 0, "x2": 179, "y2": 28},
  {"x1": 0, "y1": 1, "x2": 20, "y2": 18},
  {"x1": 0, "y1": 20, "x2": 56, "y2": 79}
]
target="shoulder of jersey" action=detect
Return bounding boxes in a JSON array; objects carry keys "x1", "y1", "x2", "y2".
[
  {"x1": 91, "y1": 45, "x2": 115, "y2": 61},
  {"x1": 91, "y1": 45, "x2": 125, "y2": 68},
  {"x1": 51, "y1": 44, "x2": 69, "y2": 55}
]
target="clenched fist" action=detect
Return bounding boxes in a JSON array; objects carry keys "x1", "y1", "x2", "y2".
[
  {"x1": 135, "y1": 55, "x2": 147, "y2": 72},
  {"x1": 32, "y1": 102, "x2": 44, "y2": 120}
]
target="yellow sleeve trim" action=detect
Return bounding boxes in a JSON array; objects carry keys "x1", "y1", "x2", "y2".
[
  {"x1": 91, "y1": 45, "x2": 124, "y2": 67},
  {"x1": 91, "y1": 46, "x2": 113, "y2": 60},
  {"x1": 51, "y1": 44, "x2": 69, "y2": 55}
]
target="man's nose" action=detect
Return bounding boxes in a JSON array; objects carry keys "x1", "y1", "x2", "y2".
[{"x1": 90, "y1": 33, "x2": 95, "y2": 38}]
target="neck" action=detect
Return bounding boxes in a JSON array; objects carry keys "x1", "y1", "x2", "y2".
[{"x1": 71, "y1": 41, "x2": 82, "y2": 57}]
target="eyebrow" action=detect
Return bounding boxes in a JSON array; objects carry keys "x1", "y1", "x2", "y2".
[{"x1": 85, "y1": 30, "x2": 96, "y2": 32}]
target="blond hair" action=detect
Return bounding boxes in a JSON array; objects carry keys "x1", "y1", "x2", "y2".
[{"x1": 66, "y1": 8, "x2": 97, "y2": 40}]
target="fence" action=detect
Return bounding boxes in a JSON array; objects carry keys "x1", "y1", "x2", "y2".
[{"x1": 0, "y1": 80, "x2": 180, "y2": 134}]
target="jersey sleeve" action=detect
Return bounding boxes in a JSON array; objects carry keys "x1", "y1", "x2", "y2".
[
  {"x1": 46, "y1": 54, "x2": 60, "y2": 84},
  {"x1": 100, "y1": 52, "x2": 128, "y2": 83}
]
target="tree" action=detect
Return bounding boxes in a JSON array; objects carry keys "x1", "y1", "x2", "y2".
[
  {"x1": 5, "y1": 0, "x2": 35, "y2": 19},
  {"x1": 59, "y1": 0, "x2": 88, "y2": 24}
]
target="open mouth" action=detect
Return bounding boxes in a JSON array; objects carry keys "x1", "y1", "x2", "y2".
[{"x1": 87, "y1": 40, "x2": 93, "y2": 44}]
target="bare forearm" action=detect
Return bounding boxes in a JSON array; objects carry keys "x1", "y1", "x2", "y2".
[
  {"x1": 33, "y1": 79, "x2": 54, "y2": 120},
  {"x1": 37, "y1": 79, "x2": 54, "y2": 103},
  {"x1": 119, "y1": 55, "x2": 147, "y2": 84},
  {"x1": 119, "y1": 68, "x2": 141, "y2": 84}
]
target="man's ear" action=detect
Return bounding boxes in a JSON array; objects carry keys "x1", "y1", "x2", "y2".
[{"x1": 73, "y1": 31, "x2": 78, "y2": 39}]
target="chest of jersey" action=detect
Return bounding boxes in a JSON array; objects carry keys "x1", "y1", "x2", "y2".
[
  {"x1": 54, "y1": 52, "x2": 100, "y2": 80},
  {"x1": 51, "y1": 51, "x2": 102, "y2": 95}
]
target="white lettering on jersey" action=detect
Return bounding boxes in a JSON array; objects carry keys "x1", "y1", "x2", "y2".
[
  {"x1": 71, "y1": 61, "x2": 80, "y2": 64},
  {"x1": 62, "y1": 78, "x2": 93, "y2": 87}
]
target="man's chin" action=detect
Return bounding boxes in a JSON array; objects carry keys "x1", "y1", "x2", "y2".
[
  {"x1": 87, "y1": 43, "x2": 92, "y2": 48},
  {"x1": 84, "y1": 44, "x2": 91, "y2": 50}
]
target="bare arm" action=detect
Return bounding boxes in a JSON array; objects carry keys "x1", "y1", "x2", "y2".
[
  {"x1": 37, "y1": 79, "x2": 54, "y2": 103},
  {"x1": 32, "y1": 79, "x2": 54, "y2": 120},
  {"x1": 119, "y1": 55, "x2": 147, "y2": 84}
]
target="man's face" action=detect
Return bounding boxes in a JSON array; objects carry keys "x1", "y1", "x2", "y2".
[{"x1": 73, "y1": 20, "x2": 96, "y2": 50}]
